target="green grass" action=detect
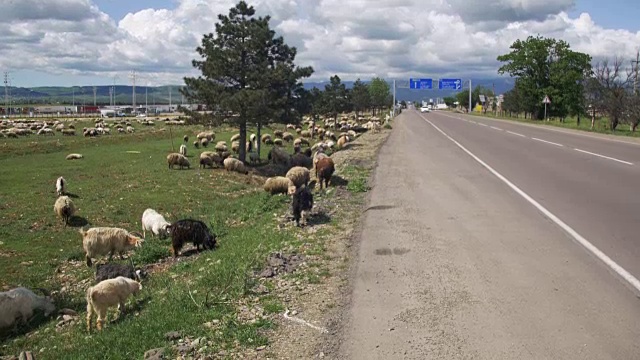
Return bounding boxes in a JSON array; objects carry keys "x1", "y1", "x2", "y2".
[
  {"x1": 468, "y1": 111, "x2": 640, "y2": 138},
  {"x1": 342, "y1": 165, "x2": 371, "y2": 193},
  {"x1": 0, "y1": 119, "x2": 306, "y2": 359}
]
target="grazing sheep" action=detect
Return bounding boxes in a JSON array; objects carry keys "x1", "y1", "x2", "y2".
[
  {"x1": 300, "y1": 130, "x2": 311, "y2": 138},
  {"x1": 200, "y1": 138, "x2": 209, "y2": 147},
  {"x1": 141, "y1": 208, "x2": 171, "y2": 239},
  {"x1": 230, "y1": 133, "x2": 241, "y2": 142},
  {"x1": 201, "y1": 151, "x2": 223, "y2": 167},
  {"x1": 274, "y1": 130, "x2": 283, "y2": 138},
  {"x1": 286, "y1": 124, "x2": 295, "y2": 130},
  {"x1": 95, "y1": 263, "x2": 145, "y2": 283},
  {"x1": 61, "y1": 128, "x2": 76, "y2": 136},
  {"x1": 337, "y1": 135, "x2": 349, "y2": 149},
  {"x1": 200, "y1": 154, "x2": 214, "y2": 169},
  {"x1": 291, "y1": 153, "x2": 313, "y2": 169},
  {"x1": 282, "y1": 132, "x2": 294, "y2": 142},
  {"x1": 126, "y1": 126, "x2": 135, "y2": 133},
  {"x1": 231, "y1": 141, "x2": 240, "y2": 153},
  {"x1": 167, "y1": 153, "x2": 190, "y2": 170},
  {"x1": 54, "y1": 196, "x2": 75, "y2": 227},
  {"x1": 261, "y1": 134, "x2": 272, "y2": 144},
  {"x1": 167, "y1": 219, "x2": 217, "y2": 257},
  {"x1": 66, "y1": 153, "x2": 83, "y2": 160},
  {"x1": 268, "y1": 146, "x2": 291, "y2": 167},
  {"x1": 250, "y1": 133, "x2": 257, "y2": 143},
  {"x1": 193, "y1": 140, "x2": 200, "y2": 149},
  {"x1": 286, "y1": 166, "x2": 311, "y2": 188},
  {"x1": 248, "y1": 151, "x2": 260, "y2": 164},
  {"x1": 55, "y1": 176, "x2": 65, "y2": 196},
  {"x1": 264, "y1": 176, "x2": 296, "y2": 195},
  {"x1": 223, "y1": 157, "x2": 249, "y2": 174},
  {"x1": 215, "y1": 142, "x2": 228, "y2": 153},
  {"x1": 183, "y1": 135, "x2": 189, "y2": 143},
  {"x1": 80, "y1": 227, "x2": 144, "y2": 267},
  {"x1": 292, "y1": 186, "x2": 313, "y2": 227},
  {"x1": 273, "y1": 138, "x2": 283, "y2": 146},
  {"x1": 86, "y1": 276, "x2": 142, "y2": 332},
  {"x1": 197, "y1": 131, "x2": 215, "y2": 141},
  {"x1": 179, "y1": 144, "x2": 187, "y2": 157},
  {"x1": 315, "y1": 157, "x2": 335, "y2": 189},
  {"x1": 293, "y1": 144, "x2": 301, "y2": 154},
  {"x1": 0, "y1": 287, "x2": 56, "y2": 331}
]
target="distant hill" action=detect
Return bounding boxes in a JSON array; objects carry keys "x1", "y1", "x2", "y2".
[{"x1": 2, "y1": 77, "x2": 514, "y2": 106}]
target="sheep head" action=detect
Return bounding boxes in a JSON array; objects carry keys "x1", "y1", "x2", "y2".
[{"x1": 128, "y1": 234, "x2": 144, "y2": 247}]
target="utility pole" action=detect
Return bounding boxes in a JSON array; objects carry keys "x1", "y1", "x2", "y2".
[
  {"x1": 3, "y1": 72, "x2": 8, "y2": 117},
  {"x1": 632, "y1": 50, "x2": 640, "y2": 95},
  {"x1": 130, "y1": 70, "x2": 137, "y2": 114},
  {"x1": 93, "y1": 86, "x2": 97, "y2": 106},
  {"x1": 169, "y1": 86, "x2": 172, "y2": 112},
  {"x1": 145, "y1": 82, "x2": 148, "y2": 114},
  {"x1": 468, "y1": 79, "x2": 472, "y2": 113}
]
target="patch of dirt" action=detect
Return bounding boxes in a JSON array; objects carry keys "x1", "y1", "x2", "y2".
[{"x1": 234, "y1": 126, "x2": 393, "y2": 359}]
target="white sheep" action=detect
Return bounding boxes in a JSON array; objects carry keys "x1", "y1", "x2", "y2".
[
  {"x1": 223, "y1": 157, "x2": 249, "y2": 174},
  {"x1": 167, "y1": 153, "x2": 190, "y2": 170},
  {"x1": 141, "y1": 209, "x2": 171, "y2": 239},
  {"x1": 0, "y1": 287, "x2": 56, "y2": 331},
  {"x1": 263, "y1": 176, "x2": 296, "y2": 195},
  {"x1": 66, "y1": 153, "x2": 83, "y2": 160},
  {"x1": 126, "y1": 126, "x2": 135, "y2": 133},
  {"x1": 179, "y1": 144, "x2": 187, "y2": 157},
  {"x1": 80, "y1": 227, "x2": 145, "y2": 267},
  {"x1": 86, "y1": 276, "x2": 142, "y2": 332},
  {"x1": 54, "y1": 195, "x2": 75, "y2": 227},
  {"x1": 286, "y1": 166, "x2": 311, "y2": 188},
  {"x1": 55, "y1": 176, "x2": 65, "y2": 196}
]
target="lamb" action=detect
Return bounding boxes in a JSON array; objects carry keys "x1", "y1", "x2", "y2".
[
  {"x1": 141, "y1": 208, "x2": 171, "y2": 239},
  {"x1": 268, "y1": 146, "x2": 291, "y2": 167},
  {"x1": 264, "y1": 176, "x2": 296, "y2": 195},
  {"x1": 80, "y1": 227, "x2": 145, "y2": 267},
  {"x1": 86, "y1": 276, "x2": 142, "y2": 332},
  {"x1": 167, "y1": 153, "x2": 190, "y2": 169},
  {"x1": 292, "y1": 186, "x2": 313, "y2": 227},
  {"x1": 95, "y1": 263, "x2": 145, "y2": 283},
  {"x1": 55, "y1": 176, "x2": 65, "y2": 196},
  {"x1": 54, "y1": 195, "x2": 75, "y2": 227},
  {"x1": 315, "y1": 157, "x2": 335, "y2": 189},
  {"x1": 0, "y1": 287, "x2": 56, "y2": 331},
  {"x1": 286, "y1": 166, "x2": 311, "y2": 188},
  {"x1": 223, "y1": 157, "x2": 249, "y2": 174},
  {"x1": 167, "y1": 219, "x2": 217, "y2": 257},
  {"x1": 179, "y1": 144, "x2": 187, "y2": 157},
  {"x1": 291, "y1": 153, "x2": 313, "y2": 169},
  {"x1": 66, "y1": 153, "x2": 83, "y2": 160}
]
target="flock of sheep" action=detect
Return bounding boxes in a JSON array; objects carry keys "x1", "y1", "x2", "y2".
[{"x1": 1, "y1": 113, "x2": 383, "y2": 337}]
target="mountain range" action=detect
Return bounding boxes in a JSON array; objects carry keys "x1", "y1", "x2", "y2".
[{"x1": 1, "y1": 78, "x2": 515, "y2": 106}]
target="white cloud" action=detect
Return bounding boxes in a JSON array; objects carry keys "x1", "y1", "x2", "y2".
[{"x1": 0, "y1": 0, "x2": 639, "y2": 86}]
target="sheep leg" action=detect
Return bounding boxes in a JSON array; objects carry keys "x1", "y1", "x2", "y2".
[
  {"x1": 119, "y1": 251, "x2": 125, "y2": 260},
  {"x1": 108, "y1": 250, "x2": 114, "y2": 262},
  {"x1": 96, "y1": 308, "x2": 107, "y2": 331},
  {"x1": 86, "y1": 303, "x2": 93, "y2": 332}
]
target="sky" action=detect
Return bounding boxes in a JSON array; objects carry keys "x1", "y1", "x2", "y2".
[{"x1": 1, "y1": 0, "x2": 639, "y2": 88}]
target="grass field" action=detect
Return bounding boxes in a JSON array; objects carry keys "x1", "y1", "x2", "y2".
[
  {"x1": 0, "y1": 119, "x2": 324, "y2": 358},
  {"x1": 468, "y1": 111, "x2": 640, "y2": 138}
]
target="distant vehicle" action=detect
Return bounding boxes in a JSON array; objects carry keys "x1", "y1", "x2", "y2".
[
  {"x1": 420, "y1": 106, "x2": 430, "y2": 113},
  {"x1": 136, "y1": 114, "x2": 147, "y2": 118}
]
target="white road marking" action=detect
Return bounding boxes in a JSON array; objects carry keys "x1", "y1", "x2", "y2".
[
  {"x1": 574, "y1": 148, "x2": 634, "y2": 166},
  {"x1": 507, "y1": 131, "x2": 526, "y2": 137},
  {"x1": 418, "y1": 114, "x2": 640, "y2": 296},
  {"x1": 532, "y1": 137, "x2": 564, "y2": 147},
  {"x1": 478, "y1": 123, "x2": 488, "y2": 127},
  {"x1": 490, "y1": 126, "x2": 503, "y2": 131}
]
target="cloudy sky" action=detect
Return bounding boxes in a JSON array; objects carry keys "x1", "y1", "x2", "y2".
[{"x1": 1, "y1": 0, "x2": 639, "y2": 87}]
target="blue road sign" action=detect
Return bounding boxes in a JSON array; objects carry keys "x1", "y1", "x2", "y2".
[
  {"x1": 439, "y1": 78, "x2": 463, "y2": 90},
  {"x1": 409, "y1": 78, "x2": 433, "y2": 90}
]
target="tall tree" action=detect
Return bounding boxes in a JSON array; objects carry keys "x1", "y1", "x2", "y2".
[
  {"x1": 350, "y1": 79, "x2": 370, "y2": 117},
  {"x1": 587, "y1": 58, "x2": 631, "y2": 131},
  {"x1": 323, "y1": 75, "x2": 348, "y2": 125},
  {"x1": 182, "y1": 1, "x2": 311, "y2": 162},
  {"x1": 369, "y1": 77, "x2": 391, "y2": 116},
  {"x1": 497, "y1": 35, "x2": 591, "y2": 120}
]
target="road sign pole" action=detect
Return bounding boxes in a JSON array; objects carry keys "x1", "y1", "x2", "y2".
[
  {"x1": 392, "y1": 79, "x2": 396, "y2": 119},
  {"x1": 468, "y1": 79, "x2": 472, "y2": 113},
  {"x1": 544, "y1": 103, "x2": 547, "y2": 121}
]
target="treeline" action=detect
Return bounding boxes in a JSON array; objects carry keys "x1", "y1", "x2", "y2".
[{"x1": 495, "y1": 35, "x2": 640, "y2": 131}]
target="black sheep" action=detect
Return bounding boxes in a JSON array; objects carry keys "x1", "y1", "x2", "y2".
[
  {"x1": 167, "y1": 219, "x2": 217, "y2": 257},
  {"x1": 292, "y1": 186, "x2": 313, "y2": 227},
  {"x1": 95, "y1": 263, "x2": 146, "y2": 283}
]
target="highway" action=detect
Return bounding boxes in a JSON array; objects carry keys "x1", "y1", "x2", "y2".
[{"x1": 337, "y1": 109, "x2": 640, "y2": 359}]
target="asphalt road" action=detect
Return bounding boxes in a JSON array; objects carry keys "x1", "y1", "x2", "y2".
[{"x1": 337, "y1": 110, "x2": 640, "y2": 359}]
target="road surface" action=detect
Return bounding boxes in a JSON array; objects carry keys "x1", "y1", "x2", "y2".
[{"x1": 337, "y1": 110, "x2": 640, "y2": 359}]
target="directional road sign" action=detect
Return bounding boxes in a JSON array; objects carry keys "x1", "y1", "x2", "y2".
[
  {"x1": 439, "y1": 78, "x2": 462, "y2": 90},
  {"x1": 409, "y1": 78, "x2": 433, "y2": 90}
]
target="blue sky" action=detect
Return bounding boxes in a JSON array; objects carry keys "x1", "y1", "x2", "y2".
[
  {"x1": 570, "y1": 0, "x2": 640, "y2": 31},
  {"x1": 94, "y1": 0, "x2": 178, "y2": 21}
]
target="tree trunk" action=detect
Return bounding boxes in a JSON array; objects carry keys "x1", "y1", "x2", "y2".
[
  {"x1": 632, "y1": 122, "x2": 638, "y2": 132},
  {"x1": 256, "y1": 122, "x2": 262, "y2": 159},
  {"x1": 591, "y1": 109, "x2": 596, "y2": 129},
  {"x1": 576, "y1": 113, "x2": 580, "y2": 127},
  {"x1": 239, "y1": 121, "x2": 247, "y2": 163},
  {"x1": 610, "y1": 117, "x2": 618, "y2": 131}
]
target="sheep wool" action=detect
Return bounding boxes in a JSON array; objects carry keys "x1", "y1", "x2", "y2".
[
  {"x1": 66, "y1": 153, "x2": 83, "y2": 160},
  {"x1": 290, "y1": 153, "x2": 312, "y2": 169},
  {"x1": 286, "y1": 166, "x2": 311, "y2": 188},
  {"x1": 55, "y1": 176, "x2": 65, "y2": 196},
  {"x1": 223, "y1": 157, "x2": 249, "y2": 175},
  {"x1": 86, "y1": 276, "x2": 142, "y2": 332},
  {"x1": 141, "y1": 208, "x2": 171, "y2": 239},
  {"x1": 230, "y1": 133, "x2": 241, "y2": 142},
  {"x1": 54, "y1": 195, "x2": 75, "y2": 227},
  {"x1": 315, "y1": 157, "x2": 335, "y2": 189},
  {"x1": 80, "y1": 227, "x2": 144, "y2": 267},
  {"x1": 0, "y1": 288, "x2": 56, "y2": 330},
  {"x1": 282, "y1": 132, "x2": 294, "y2": 142},
  {"x1": 179, "y1": 144, "x2": 187, "y2": 157},
  {"x1": 167, "y1": 153, "x2": 190, "y2": 170},
  {"x1": 264, "y1": 176, "x2": 296, "y2": 195}
]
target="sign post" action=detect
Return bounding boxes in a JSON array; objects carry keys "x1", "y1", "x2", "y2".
[{"x1": 542, "y1": 95, "x2": 551, "y2": 120}]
